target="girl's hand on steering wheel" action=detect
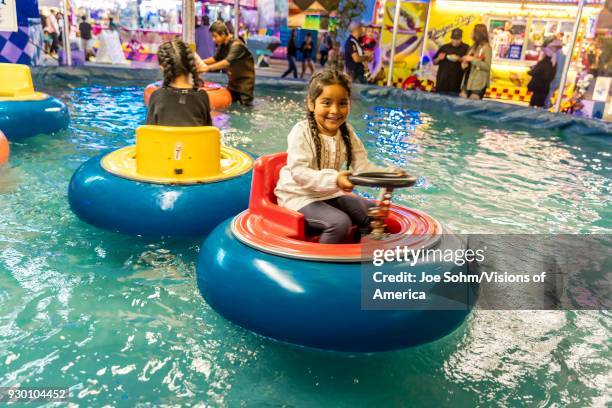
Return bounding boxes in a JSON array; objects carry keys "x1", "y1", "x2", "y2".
[{"x1": 337, "y1": 170, "x2": 354, "y2": 192}]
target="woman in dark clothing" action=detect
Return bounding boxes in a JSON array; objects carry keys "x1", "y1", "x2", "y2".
[
  {"x1": 319, "y1": 32, "x2": 332, "y2": 66},
  {"x1": 300, "y1": 32, "x2": 315, "y2": 79},
  {"x1": 281, "y1": 29, "x2": 298, "y2": 79},
  {"x1": 527, "y1": 57, "x2": 555, "y2": 107},
  {"x1": 528, "y1": 38, "x2": 563, "y2": 108}
]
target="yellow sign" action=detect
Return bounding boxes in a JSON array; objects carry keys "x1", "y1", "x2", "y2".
[{"x1": 381, "y1": 1, "x2": 429, "y2": 85}]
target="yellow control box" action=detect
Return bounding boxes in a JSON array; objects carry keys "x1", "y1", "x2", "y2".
[
  {"x1": 0, "y1": 63, "x2": 36, "y2": 98},
  {"x1": 135, "y1": 125, "x2": 221, "y2": 180}
]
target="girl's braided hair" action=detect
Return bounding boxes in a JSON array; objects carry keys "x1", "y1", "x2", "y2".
[
  {"x1": 157, "y1": 40, "x2": 202, "y2": 88},
  {"x1": 306, "y1": 69, "x2": 353, "y2": 170}
]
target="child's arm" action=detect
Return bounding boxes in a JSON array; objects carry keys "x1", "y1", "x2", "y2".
[
  {"x1": 286, "y1": 123, "x2": 342, "y2": 193},
  {"x1": 145, "y1": 91, "x2": 158, "y2": 125},
  {"x1": 194, "y1": 53, "x2": 208, "y2": 71},
  {"x1": 200, "y1": 59, "x2": 230, "y2": 73},
  {"x1": 197, "y1": 90, "x2": 213, "y2": 126}
]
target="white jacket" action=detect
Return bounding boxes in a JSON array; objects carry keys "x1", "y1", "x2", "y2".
[{"x1": 274, "y1": 120, "x2": 388, "y2": 212}]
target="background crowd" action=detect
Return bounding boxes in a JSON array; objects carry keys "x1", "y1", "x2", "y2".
[
  {"x1": 281, "y1": 22, "x2": 380, "y2": 85},
  {"x1": 277, "y1": 21, "x2": 571, "y2": 110},
  {"x1": 34, "y1": 6, "x2": 606, "y2": 114},
  {"x1": 431, "y1": 23, "x2": 567, "y2": 108}
]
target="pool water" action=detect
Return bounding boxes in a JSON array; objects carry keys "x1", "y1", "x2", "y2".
[{"x1": 0, "y1": 82, "x2": 610, "y2": 407}]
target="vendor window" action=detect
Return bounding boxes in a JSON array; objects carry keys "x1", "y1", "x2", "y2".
[
  {"x1": 524, "y1": 19, "x2": 574, "y2": 61},
  {"x1": 489, "y1": 18, "x2": 527, "y2": 60}
]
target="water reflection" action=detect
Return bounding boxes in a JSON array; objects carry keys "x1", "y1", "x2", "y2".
[
  {"x1": 366, "y1": 106, "x2": 423, "y2": 168},
  {"x1": 361, "y1": 104, "x2": 611, "y2": 234}
]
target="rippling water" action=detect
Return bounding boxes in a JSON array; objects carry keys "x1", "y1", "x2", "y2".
[{"x1": 0, "y1": 84, "x2": 610, "y2": 407}]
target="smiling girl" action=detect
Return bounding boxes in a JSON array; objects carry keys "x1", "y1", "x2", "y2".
[{"x1": 274, "y1": 70, "x2": 405, "y2": 244}]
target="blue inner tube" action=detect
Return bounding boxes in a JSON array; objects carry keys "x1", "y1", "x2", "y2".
[
  {"x1": 0, "y1": 96, "x2": 70, "y2": 140},
  {"x1": 68, "y1": 153, "x2": 252, "y2": 237},
  {"x1": 197, "y1": 219, "x2": 479, "y2": 353}
]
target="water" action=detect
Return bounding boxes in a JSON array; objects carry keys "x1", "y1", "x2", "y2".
[{"x1": 0, "y1": 83, "x2": 610, "y2": 406}]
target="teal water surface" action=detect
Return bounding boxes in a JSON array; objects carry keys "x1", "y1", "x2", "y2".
[{"x1": 0, "y1": 83, "x2": 610, "y2": 407}]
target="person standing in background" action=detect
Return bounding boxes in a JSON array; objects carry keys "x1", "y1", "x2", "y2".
[
  {"x1": 79, "y1": 16, "x2": 94, "y2": 61},
  {"x1": 41, "y1": 14, "x2": 51, "y2": 54},
  {"x1": 55, "y1": 11, "x2": 64, "y2": 45},
  {"x1": 319, "y1": 32, "x2": 332, "y2": 67},
  {"x1": 107, "y1": 16, "x2": 119, "y2": 32},
  {"x1": 282, "y1": 29, "x2": 299, "y2": 79},
  {"x1": 46, "y1": 10, "x2": 60, "y2": 56},
  {"x1": 300, "y1": 32, "x2": 315, "y2": 79},
  {"x1": 460, "y1": 24, "x2": 492, "y2": 100},
  {"x1": 528, "y1": 38, "x2": 562, "y2": 108},
  {"x1": 432, "y1": 28, "x2": 469, "y2": 95},
  {"x1": 344, "y1": 22, "x2": 371, "y2": 84},
  {"x1": 545, "y1": 33, "x2": 566, "y2": 108}
]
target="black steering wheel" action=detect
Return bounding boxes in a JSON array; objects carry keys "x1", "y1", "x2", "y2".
[{"x1": 348, "y1": 172, "x2": 417, "y2": 188}]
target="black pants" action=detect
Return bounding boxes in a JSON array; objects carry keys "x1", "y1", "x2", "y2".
[
  {"x1": 320, "y1": 50, "x2": 329, "y2": 66},
  {"x1": 298, "y1": 195, "x2": 375, "y2": 244},
  {"x1": 49, "y1": 32, "x2": 59, "y2": 54},
  {"x1": 281, "y1": 55, "x2": 297, "y2": 78},
  {"x1": 352, "y1": 72, "x2": 367, "y2": 84},
  {"x1": 529, "y1": 88, "x2": 549, "y2": 107},
  {"x1": 229, "y1": 89, "x2": 254, "y2": 106}
]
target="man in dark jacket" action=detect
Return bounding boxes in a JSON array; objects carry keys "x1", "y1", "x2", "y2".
[
  {"x1": 344, "y1": 22, "x2": 370, "y2": 84},
  {"x1": 433, "y1": 28, "x2": 469, "y2": 94}
]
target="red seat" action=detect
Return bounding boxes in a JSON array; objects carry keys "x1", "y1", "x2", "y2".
[
  {"x1": 249, "y1": 152, "x2": 360, "y2": 243},
  {"x1": 248, "y1": 152, "x2": 306, "y2": 240},
  {"x1": 234, "y1": 153, "x2": 442, "y2": 259}
]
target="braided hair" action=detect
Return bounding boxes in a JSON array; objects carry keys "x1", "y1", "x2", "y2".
[
  {"x1": 156, "y1": 40, "x2": 202, "y2": 89},
  {"x1": 306, "y1": 70, "x2": 353, "y2": 170}
]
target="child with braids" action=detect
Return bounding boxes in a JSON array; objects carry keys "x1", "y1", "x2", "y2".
[
  {"x1": 274, "y1": 70, "x2": 405, "y2": 244},
  {"x1": 146, "y1": 40, "x2": 212, "y2": 126}
]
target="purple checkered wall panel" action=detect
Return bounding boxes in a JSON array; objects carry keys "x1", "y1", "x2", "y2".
[{"x1": 0, "y1": 26, "x2": 35, "y2": 64}]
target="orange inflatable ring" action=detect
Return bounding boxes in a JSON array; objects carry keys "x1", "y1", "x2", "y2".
[
  {"x1": 0, "y1": 131, "x2": 9, "y2": 166},
  {"x1": 144, "y1": 81, "x2": 232, "y2": 110}
]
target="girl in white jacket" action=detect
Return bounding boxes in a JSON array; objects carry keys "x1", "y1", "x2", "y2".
[{"x1": 275, "y1": 70, "x2": 404, "y2": 243}]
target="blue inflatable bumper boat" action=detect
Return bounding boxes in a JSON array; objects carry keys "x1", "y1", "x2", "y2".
[
  {"x1": 0, "y1": 63, "x2": 69, "y2": 140},
  {"x1": 69, "y1": 125, "x2": 253, "y2": 237},
  {"x1": 196, "y1": 152, "x2": 479, "y2": 353}
]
